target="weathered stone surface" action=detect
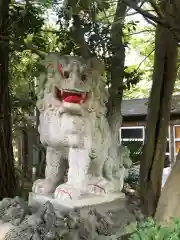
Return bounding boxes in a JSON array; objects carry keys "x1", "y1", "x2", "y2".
[
  {"x1": 29, "y1": 192, "x2": 136, "y2": 234},
  {"x1": 29, "y1": 192, "x2": 126, "y2": 210},
  {"x1": 0, "y1": 194, "x2": 137, "y2": 239},
  {"x1": 32, "y1": 53, "x2": 131, "y2": 201},
  {"x1": 1, "y1": 200, "x2": 115, "y2": 239}
]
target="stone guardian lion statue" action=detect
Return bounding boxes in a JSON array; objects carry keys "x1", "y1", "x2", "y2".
[{"x1": 32, "y1": 53, "x2": 131, "y2": 200}]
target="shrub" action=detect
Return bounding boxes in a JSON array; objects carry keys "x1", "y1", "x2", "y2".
[
  {"x1": 128, "y1": 218, "x2": 180, "y2": 240},
  {"x1": 124, "y1": 165, "x2": 140, "y2": 188}
]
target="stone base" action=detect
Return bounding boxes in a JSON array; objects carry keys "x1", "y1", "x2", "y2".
[
  {"x1": 29, "y1": 192, "x2": 125, "y2": 211},
  {"x1": 28, "y1": 192, "x2": 136, "y2": 233}
]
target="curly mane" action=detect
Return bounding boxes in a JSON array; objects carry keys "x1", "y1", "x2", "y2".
[{"x1": 36, "y1": 54, "x2": 108, "y2": 116}]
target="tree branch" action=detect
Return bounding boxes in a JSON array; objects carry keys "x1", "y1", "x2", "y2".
[
  {"x1": 144, "y1": 16, "x2": 157, "y2": 27},
  {"x1": 148, "y1": 0, "x2": 164, "y2": 18},
  {"x1": 136, "y1": 48, "x2": 155, "y2": 70},
  {"x1": 125, "y1": 29, "x2": 155, "y2": 36},
  {"x1": 107, "y1": 0, "x2": 127, "y2": 129},
  {"x1": 13, "y1": 41, "x2": 46, "y2": 58},
  {"x1": 122, "y1": 0, "x2": 180, "y2": 34},
  {"x1": 123, "y1": 0, "x2": 162, "y2": 24},
  {"x1": 70, "y1": 15, "x2": 91, "y2": 58}
]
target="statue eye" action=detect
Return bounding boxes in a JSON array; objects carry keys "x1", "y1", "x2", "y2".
[
  {"x1": 81, "y1": 74, "x2": 87, "y2": 81},
  {"x1": 64, "y1": 71, "x2": 69, "y2": 79}
]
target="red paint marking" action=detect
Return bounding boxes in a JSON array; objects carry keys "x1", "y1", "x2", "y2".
[
  {"x1": 88, "y1": 184, "x2": 106, "y2": 193},
  {"x1": 46, "y1": 63, "x2": 64, "y2": 78},
  {"x1": 57, "y1": 63, "x2": 64, "y2": 78},
  {"x1": 57, "y1": 189, "x2": 72, "y2": 199}
]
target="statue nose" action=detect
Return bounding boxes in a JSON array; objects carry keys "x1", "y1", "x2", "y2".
[{"x1": 71, "y1": 76, "x2": 81, "y2": 87}]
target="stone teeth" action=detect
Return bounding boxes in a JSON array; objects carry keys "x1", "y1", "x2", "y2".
[{"x1": 61, "y1": 89, "x2": 63, "y2": 96}]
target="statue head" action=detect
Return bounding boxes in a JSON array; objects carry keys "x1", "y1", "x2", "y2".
[{"x1": 36, "y1": 53, "x2": 108, "y2": 115}]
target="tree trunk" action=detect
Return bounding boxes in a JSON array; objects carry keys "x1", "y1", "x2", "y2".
[
  {"x1": 70, "y1": 0, "x2": 127, "y2": 134},
  {"x1": 0, "y1": 0, "x2": 17, "y2": 199},
  {"x1": 155, "y1": 153, "x2": 180, "y2": 224},
  {"x1": 140, "y1": 22, "x2": 178, "y2": 216},
  {"x1": 107, "y1": 0, "x2": 126, "y2": 135}
]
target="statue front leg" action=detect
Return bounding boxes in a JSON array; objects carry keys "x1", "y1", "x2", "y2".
[
  {"x1": 32, "y1": 147, "x2": 66, "y2": 195},
  {"x1": 55, "y1": 147, "x2": 90, "y2": 200}
]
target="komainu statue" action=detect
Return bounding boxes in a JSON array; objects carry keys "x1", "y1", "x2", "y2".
[{"x1": 32, "y1": 53, "x2": 131, "y2": 200}]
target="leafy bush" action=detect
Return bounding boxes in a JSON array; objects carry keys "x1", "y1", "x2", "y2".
[
  {"x1": 128, "y1": 218, "x2": 180, "y2": 240},
  {"x1": 125, "y1": 165, "x2": 140, "y2": 187}
]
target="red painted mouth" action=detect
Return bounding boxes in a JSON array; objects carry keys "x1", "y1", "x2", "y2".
[{"x1": 55, "y1": 87, "x2": 88, "y2": 104}]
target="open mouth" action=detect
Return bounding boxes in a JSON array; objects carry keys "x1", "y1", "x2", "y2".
[{"x1": 55, "y1": 87, "x2": 88, "y2": 104}]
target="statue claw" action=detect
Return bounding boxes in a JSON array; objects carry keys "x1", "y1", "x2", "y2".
[
  {"x1": 87, "y1": 183, "x2": 106, "y2": 195},
  {"x1": 32, "y1": 179, "x2": 57, "y2": 195},
  {"x1": 86, "y1": 176, "x2": 115, "y2": 195},
  {"x1": 54, "y1": 184, "x2": 80, "y2": 200}
]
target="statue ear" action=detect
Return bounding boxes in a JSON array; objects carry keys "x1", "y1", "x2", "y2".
[{"x1": 88, "y1": 57, "x2": 105, "y2": 74}]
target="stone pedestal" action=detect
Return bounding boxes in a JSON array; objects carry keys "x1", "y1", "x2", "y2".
[
  {"x1": 28, "y1": 192, "x2": 136, "y2": 233},
  {"x1": 29, "y1": 192, "x2": 125, "y2": 210}
]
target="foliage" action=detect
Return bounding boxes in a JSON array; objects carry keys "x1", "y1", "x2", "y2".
[
  {"x1": 8, "y1": 2, "x2": 44, "y2": 128},
  {"x1": 51, "y1": 0, "x2": 144, "y2": 90},
  {"x1": 10, "y1": 26, "x2": 62, "y2": 128},
  {"x1": 9, "y1": 3, "x2": 63, "y2": 128},
  {"x1": 124, "y1": 23, "x2": 155, "y2": 99},
  {"x1": 128, "y1": 218, "x2": 180, "y2": 240},
  {"x1": 10, "y1": 51, "x2": 38, "y2": 127},
  {"x1": 8, "y1": 0, "x2": 159, "y2": 118},
  {"x1": 125, "y1": 165, "x2": 140, "y2": 188}
]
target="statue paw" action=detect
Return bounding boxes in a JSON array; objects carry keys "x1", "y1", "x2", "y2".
[
  {"x1": 87, "y1": 177, "x2": 113, "y2": 195},
  {"x1": 87, "y1": 183, "x2": 106, "y2": 195},
  {"x1": 32, "y1": 179, "x2": 57, "y2": 195},
  {"x1": 54, "y1": 184, "x2": 80, "y2": 200}
]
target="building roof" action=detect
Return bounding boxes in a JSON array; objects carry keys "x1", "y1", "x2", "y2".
[{"x1": 122, "y1": 95, "x2": 180, "y2": 116}]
